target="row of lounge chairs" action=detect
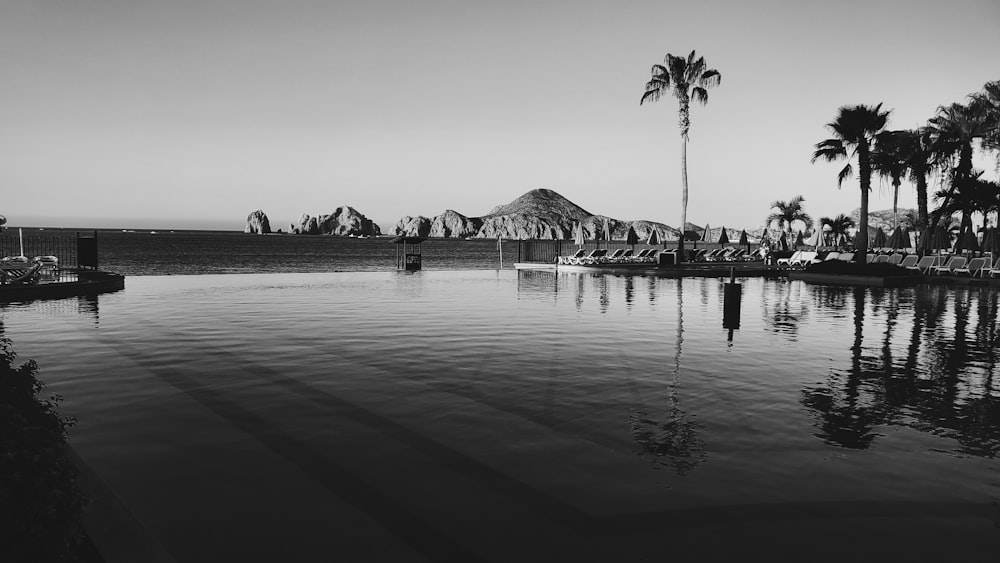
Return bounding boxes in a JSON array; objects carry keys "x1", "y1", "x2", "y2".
[
  {"x1": 557, "y1": 248, "x2": 660, "y2": 265},
  {"x1": 776, "y1": 249, "x2": 1000, "y2": 277},
  {"x1": 0, "y1": 255, "x2": 59, "y2": 285}
]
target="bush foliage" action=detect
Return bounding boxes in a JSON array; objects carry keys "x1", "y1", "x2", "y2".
[{"x1": 1, "y1": 336, "x2": 89, "y2": 562}]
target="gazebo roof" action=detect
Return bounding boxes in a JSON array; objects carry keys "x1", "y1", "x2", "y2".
[{"x1": 390, "y1": 236, "x2": 427, "y2": 244}]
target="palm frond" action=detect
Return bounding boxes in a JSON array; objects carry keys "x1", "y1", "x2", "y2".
[
  {"x1": 691, "y1": 87, "x2": 708, "y2": 105},
  {"x1": 699, "y1": 69, "x2": 721, "y2": 88},
  {"x1": 837, "y1": 164, "x2": 853, "y2": 188}
]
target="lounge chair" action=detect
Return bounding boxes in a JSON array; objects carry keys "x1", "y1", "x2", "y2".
[
  {"x1": 836, "y1": 252, "x2": 855, "y2": 262},
  {"x1": 897, "y1": 255, "x2": 919, "y2": 269},
  {"x1": 603, "y1": 249, "x2": 626, "y2": 262},
  {"x1": 692, "y1": 249, "x2": 707, "y2": 260},
  {"x1": 981, "y1": 257, "x2": 1000, "y2": 278},
  {"x1": 866, "y1": 253, "x2": 878, "y2": 263},
  {"x1": 577, "y1": 249, "x2": 608, "y2": 265},
  {"x1": 557, "y1": 249, "x2": 585, "y2": 264},
  {"x1": 908, "y1": 255, "x2": 940, "y2": 274},
  {"x1": 873, "y1": 254, "x2": 890, "y2": 263},
  {"x1": 953, "y1": 257, "x2": 988, "y2": 276},
  {"x1": 0, "y1": 259, "x2": 42, "y2": 285},
  {"x1": 726, "y1": 248, "x2": 746, "y2": 261},
  {"x1": 822, "y1": 251, "x2": 841, "y2": 261},
  {"x1": 791, "y1": 251, "x2": 818, "y2": 266},
  {"x1": 887, "y1": 254, "x2": 904, "y2": 266},
  {"x1": 776, "y1": 251, "x2": 802, "y2": 267},
  {"x1": 932, "y1": 256, "x2": 965, "y2": 275},
  {"x1": 615, "y1": 249, "x2": 634, "y2": 263}
]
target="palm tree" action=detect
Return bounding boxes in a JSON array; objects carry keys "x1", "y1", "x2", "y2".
[
  {"x1": 820, "y1": 214, "x2": 855, "y2": 247},
  {"x1": 641, "y1": 50, "x2": 721, "y2": 262},
  {"x1": 972, "y1": 80, "x2": 1000, "y2": 165},
  {"x1": 767, "y1": 196, "x2": 813, "y2": 237},
  {"x1": 926, "y1": 101, "x2": 992, "y2": 228},
  {"x1": 812, "y1": 104, "x2": 891, "y2": 263},
  {"x1": 873, "y1": 130, "x2": 909, "y2": 228},
  {"x1": 898, "y1": 128, "x2": 936, "y2": 230}
]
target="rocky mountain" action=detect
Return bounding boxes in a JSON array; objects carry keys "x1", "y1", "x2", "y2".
[
  {"x1": 290, "y1": 206, "x2": 382, "y2": 236},
  {"x1": 393, "y1": 188, "x2": 675, "y2": 240},
  {"x1": 849, "y1": 208, "x2": 919, "y2": 231},
  {"x1": 245, "y1": 210, "x2": 271, "y2": 234}
]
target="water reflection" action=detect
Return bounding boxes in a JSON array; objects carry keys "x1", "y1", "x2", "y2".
[
  {"x1": 629, "y1": 278, "x2": 706, "y2": 474},
  {"x1": 0, "y1": 293, "x2": 101, "y2": 328},
  {"x1": 802, "y1": 285, "x2": 1000, "y2": 457}
]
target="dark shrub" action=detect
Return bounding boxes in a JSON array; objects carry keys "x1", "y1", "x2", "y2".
[{"x1": 1, "y1": 337, "x2": 88, "y2": 562}]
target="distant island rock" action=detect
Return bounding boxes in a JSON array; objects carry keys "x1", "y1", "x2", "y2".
[
  {"x1": 290, "y1": 206, "x2": 382, "y2": 236},
  {"x1": 393, "y1": 188, "x2": 675, "y2": 240},
  {"x1": 245, "y1": 210, "x2": 272, "y2": 234}
]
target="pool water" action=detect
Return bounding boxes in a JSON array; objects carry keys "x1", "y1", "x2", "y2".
[{"x1": 2, "y1": 270, "x2": 999, "y2": 561}]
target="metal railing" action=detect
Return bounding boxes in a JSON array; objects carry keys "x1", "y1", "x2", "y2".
[{"x1": 0, "y1": 232, "x2": 99, "y2": 269}]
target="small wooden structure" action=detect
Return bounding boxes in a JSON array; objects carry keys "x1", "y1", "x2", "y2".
[{"x1": 392, "y1": 236, "x2": 426, "y2": 271}]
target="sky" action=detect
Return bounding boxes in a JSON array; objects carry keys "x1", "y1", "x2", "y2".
[{"x1": 2, "y1": 0, "x2": 998, "y2": 232}]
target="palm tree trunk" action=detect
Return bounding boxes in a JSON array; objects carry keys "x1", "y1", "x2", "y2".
[
  {"x1": 857, "y1": 145, "x2": 871, "y2": 263},
  {"x1": 892, "y1": 179, "x2": 900, "y2": 229},
  {"x1": 678, "y1": 135, "x2": 688, "y2": 261},
  {"x1": 916, "y1": 174, "x2": 928, "y2": 229}
]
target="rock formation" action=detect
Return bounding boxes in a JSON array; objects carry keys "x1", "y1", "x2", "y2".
[
  {"x1": 290, "y1": 206, "x2": 381, "y2": 236},
  {"x1": 393, "y1": 188, "x2": 674, "y2": 240},
  {"x1": 245, "y1": 210, "x2": 272, "y2": 234}
]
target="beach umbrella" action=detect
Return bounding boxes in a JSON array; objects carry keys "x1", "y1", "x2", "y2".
[
  {"x1": 981, "y1": 227, "x2": 999, "y2": 255},
  {"x1": 602, "y1": 218, "x2": 612, "y2": 248},
  {"x1": 717, "y1": 226, "x2": 730, "y2": 245},
  {"x1": 777, "y1": 232, "x2": 789, "y2": 251},
  {"x1": 886, "y1": 226, "x2": 910, "y2": 250},
  {"x1": 625, "y1": 225, "x2": 639, "y2": 251},
  {"x1": 794, "y1": 230, "x2": 805, "y2": 248},
  {"x1": 872, "y1": 227, "x2": 887, "y2": 249},
  {"x1": 955, "y1": 218, "x2": 979, "y2": 254},
  {"x1": 738, "y1": 229, "x2": 749, "y2": 249},
  {"x1": 646, "y1": 229, "x2": 661, "y2": 246},
  {"x1": 574, "y1": 222, "x2": 585, "y2": 246},
  {"x1": 804, "y1": 229, "x2": 822, "y2": 248},
  {"x1": 930, "y1": 225, "x2": 951, "y2": 252},
  {"x1": 701, "y1": 223, "x2": 711, "y2": 242}
]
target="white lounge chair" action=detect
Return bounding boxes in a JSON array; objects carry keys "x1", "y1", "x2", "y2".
[
  {"x1": 898, "y1": 255, "x2": 919, "y2": 269},
  {"x1": 776, "y1": 251, "x2": 802, "y2": 267}
]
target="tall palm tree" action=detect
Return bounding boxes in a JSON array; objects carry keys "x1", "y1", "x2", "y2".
[
  {"x1": 813, "y1": 104, "x2": 891, "y2": 263},
  {"x1": 927, "y1": 101, "x2": 992, "y2": 228},
  {"x1": 641, "y1": 50, "x2": 721, "y2": 262},
  {"x1": 899, "y1": 128, "x2": 935, "y2": 230},
  {"x1": 972, "y1": 80, "x2": 1000, "y2": 165},
  {"x1": 820, "y1": 214, "x2": 855, "y2": 247},
  {"x1": 767, "y1": 196, "x2": 813, "y2": 237},
  {"x1": 873, "y1": 130, "x2": 909, "y2": 228}
]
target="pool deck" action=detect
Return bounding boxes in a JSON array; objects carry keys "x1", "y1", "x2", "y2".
[
  {"x1": 517, "y1": 260, "x2": 1000, "y2": 288},
  {"x1": 0, "y1": 269, "x2": 125, "y2": 301}
]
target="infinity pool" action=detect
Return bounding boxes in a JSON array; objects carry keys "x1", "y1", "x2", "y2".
[{"x1": 2, "y1": 270, "x2": 998, "y2": 561}]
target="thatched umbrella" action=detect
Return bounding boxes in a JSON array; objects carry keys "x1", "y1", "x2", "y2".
[
  {"x1": 602, "y1": 218, "x2": 612, "y2": 249},
  {"x1": 777, "y1": 232, "x2": 789, "y2": 251},
  {"x1": 717, "y1": 227, "x2": 730, "y2": 245},
  {"x1": 872, "y1": 227, "x2": 887, "y2": 249},
  {"x1": 981, "y1": 227, "x2": 999, "y2": 256},
  {"x1": 794, "y1": 230, "x2": 805, "y2": 248},
  {"x1": 625, "y1": 225, "x2": 639, "y2": 252},
  {"x1": 574, "y1": 222, "x2": 585, "y2": 246},
  {"x1": 738, "y1": 229, "x2": 749, "y2": 252}
]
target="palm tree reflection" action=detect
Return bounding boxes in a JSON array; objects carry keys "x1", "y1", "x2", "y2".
[
  {"x1": 630, "y1": 278, "x2": 706, "y2": 474},
  {"x1": 801, "y1": 284, "x2": 1000, "y2": 457}
]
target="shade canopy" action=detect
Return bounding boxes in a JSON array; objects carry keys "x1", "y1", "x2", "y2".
[
  {"x1": 738, "y1": 230, "x2": 749, "y2": 246},
  {"x1": 602, "y1": 218, "x2": 612, "y2": 241},
  {"x1": 794, "y1": 231, "x2": 805, "y2": 247},
  {"x1": 805, "y1": 229, "x2": 822, "y2": 247},
  {"x1": 955, "y1": 220, "x2": 979, "y2": 253},
  {"x1": 625, "y1": 225, "x2": 639, "y2": 246},
  {"x1": 982, "y1": 227, "x2": 999, "y2": 254},
  {"x1": 872, "y1": 227, "x2": 887, "y2": 248},
  {"x1": 574, "y1": 222, "x2": 585, "y2": 246},
  {"x1": 646, "y1": 229, "x2": 661, "y2": 245},
  {"x1": 717, "y1": 227, "x2": 730, "y2": 245},
  {"x1": 701, "y1": 224, "x2": 711, "y2": 242},
  {"x1": 777, "y1": 232, "x2": 789, "y2": 251},
  {"x1": 886, "y1": 226, "x2": 910, "y2": 249}
]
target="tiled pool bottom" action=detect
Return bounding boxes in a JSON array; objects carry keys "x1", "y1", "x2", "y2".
[{"x1": 3, "y1": 270, "x2": 999, "y2": 561}]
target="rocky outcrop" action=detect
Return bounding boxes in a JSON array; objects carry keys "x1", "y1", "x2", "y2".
[
  {"x1": 394, "y1": 216, "x2": 432, "y2": 237},
  {"x1": 428, "y1": 210, "x2": 481, "y2": 238},
  {"x1": 245, "y1": 210, "x2": 271, "y2": 234},
  {"x1": 393, "y1": 188, "x2": 677, "y2": 240},
  {"x1": 290, "y1": 206, "x2": 381, "y2": 236}
]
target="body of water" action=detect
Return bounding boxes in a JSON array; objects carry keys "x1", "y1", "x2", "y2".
[{"x1": 1, "y1": 270, "x2": 998, "y2": 561}]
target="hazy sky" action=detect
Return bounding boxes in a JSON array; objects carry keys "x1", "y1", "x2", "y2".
[{"x1": 2, "y1": 0, "x2": 998, "y2": 231}]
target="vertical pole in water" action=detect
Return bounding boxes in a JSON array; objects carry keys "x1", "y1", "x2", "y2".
[
  {"x1": 723, "y1": 267, "x2": 742, "y2": 340},
  {"x1": 19, "y1": 228, "x2": 24, "y2": 258},
  {"x1": 498, "y1": 236, "x2": 503, "y2": 270}
]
